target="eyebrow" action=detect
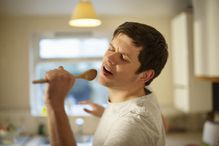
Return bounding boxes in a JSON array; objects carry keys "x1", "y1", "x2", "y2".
[{"x1": 109, "y1": 43, "x2": 132, "y2": 62}]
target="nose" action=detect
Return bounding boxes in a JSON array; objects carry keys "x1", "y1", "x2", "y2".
[{"x1": 106, "y1": 52, "x2": 121, "y2": 65}]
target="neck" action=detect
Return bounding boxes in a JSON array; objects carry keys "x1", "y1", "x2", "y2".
[{"x1": 108, "y1": 85, "x2": 146, "y2": 103}]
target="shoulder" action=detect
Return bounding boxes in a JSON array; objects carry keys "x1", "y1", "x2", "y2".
[
  {"x1": 100, "y1": 94, "x2": 165, "y2": 146},
  {"x1": 126, "y1": 93, "x2": 161, "y2": 119},
  {"x1": 103, "y1": 113, "x2": 160, "y2": 146}
]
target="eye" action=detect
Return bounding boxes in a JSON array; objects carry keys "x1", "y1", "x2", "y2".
[
  {"x1": 108, "y1": 47, "x2": 115, "y2": 52},
  {"x1": 121, "y1": 55, "x2": 125, "y2": 60},
  {"x1": 121, "y1": 54, "x2": 128, "y2": 62}
]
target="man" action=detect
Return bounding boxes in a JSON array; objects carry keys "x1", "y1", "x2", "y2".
[{"x1": 44, "y1": 22, "x2": 168, "y2": 146}]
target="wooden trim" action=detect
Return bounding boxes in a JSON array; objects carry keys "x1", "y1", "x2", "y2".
[{"x1": 196, "y1": 76, "x2": 219, "y2": 83}]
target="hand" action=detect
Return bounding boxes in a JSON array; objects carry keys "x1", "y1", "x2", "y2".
[
  {"x1": 44, "y1": 66, "x2": 75, "y2": 109},
  {"x1": 80, "y1": 101, "x2": 105, "y2": 118}
]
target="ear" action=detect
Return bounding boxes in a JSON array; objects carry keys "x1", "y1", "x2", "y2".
[{"x1": 139, "y1": 69, "x2": 155, "y2": 83}]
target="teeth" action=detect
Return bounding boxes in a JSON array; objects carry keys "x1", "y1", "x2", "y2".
[
  {"x1": 105, "y1": 66, "x2": 111, "y2": 72},
  {"x1": 104, "y1": 65, "x2": 112, "y2": 74}
]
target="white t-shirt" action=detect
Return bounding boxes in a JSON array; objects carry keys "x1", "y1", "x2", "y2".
[{"x1": 93, "y1": 92, "x2": 165, "y2": 146}]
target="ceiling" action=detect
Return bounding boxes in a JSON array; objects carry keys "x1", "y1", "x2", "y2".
[{"x1": 0, "y1": 0, "x2": 192, "y2": 17}]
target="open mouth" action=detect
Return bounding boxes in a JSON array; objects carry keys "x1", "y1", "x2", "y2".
[{"x1": 103, "y1": 66, "x2": 113, "y2": 75}]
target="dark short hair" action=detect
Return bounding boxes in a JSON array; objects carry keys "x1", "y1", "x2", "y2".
[{"x1": 113, "y1": 22, "x2": 168, "y2": 86}]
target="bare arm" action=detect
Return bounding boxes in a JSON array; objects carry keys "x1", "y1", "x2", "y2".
[
  {"x1": 44, "y1": 66, "x2": 77, "y2": 146},
  {"x1": 46, "y1": 104, "x2": 76, "y2": 146}
]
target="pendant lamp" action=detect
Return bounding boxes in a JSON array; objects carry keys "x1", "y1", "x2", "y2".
[{"x1": 69, "y1": 0, "x2": 102, "y2": 27}]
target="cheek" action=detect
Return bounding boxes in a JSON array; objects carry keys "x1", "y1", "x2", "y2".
[
  {"x1": 116, "y1": 65, "x2": 136, "y2": 76},
  {"x1": 102, "y1": 51, "x2": 112, "y2": 62}
]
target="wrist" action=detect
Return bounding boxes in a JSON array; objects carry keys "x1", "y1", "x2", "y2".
[{"x1": 45, "y1": 101, "x2": 65, "y2": 113}]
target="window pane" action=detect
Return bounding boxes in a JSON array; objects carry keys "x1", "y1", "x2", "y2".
[
  {"x1": 39, "y1": 38, "x2": 108, "y2": 58},
  {"x1": 31, "y1": 61, "x2": 108, "y2": 116}
]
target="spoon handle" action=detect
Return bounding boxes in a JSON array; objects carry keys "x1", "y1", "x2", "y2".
[{"x1": 32, "y1": 75, "x2": 81, "y2": 84}]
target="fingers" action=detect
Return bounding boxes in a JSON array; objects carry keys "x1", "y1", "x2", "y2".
[
  {"x1": 80, "y1": 101, "x2": 98, "y2": 109},
  {"x1": 58, "y1": 66, "x2": 64, "y2": 70},
  {"x1": 80, "y1": 100, "x2": 105, "y2": 118},
  {"x1": 46, "y1": 66, "x2": 64, "y2": 78},
  {"x1": 80, "y1": 100, "x2": 105, "y2": 109},
  {"x1": 80, "y1": 100, "x2": 94, "y2": 106},
  {"x1": 80, "y1": 101, "x2": 96, "y2": 115},
  {"x1": 83, "y1": 108, "x2": 93, "y2": 114},
  {"x1": 45, "y1": 66, "x2": 76, "y2": 85}
]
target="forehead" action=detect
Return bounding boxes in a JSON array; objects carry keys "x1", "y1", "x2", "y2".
[
  {"x1": 112, "y1": 33, "x2": 135, "y2": 47},
  {"x1": 111, "y1": 33, "x2": 142, "y2": 58}
]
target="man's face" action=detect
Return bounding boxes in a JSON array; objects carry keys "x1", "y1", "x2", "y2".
[{"x1": 98, "y1": 33, "x2": 143, "y2": 90}]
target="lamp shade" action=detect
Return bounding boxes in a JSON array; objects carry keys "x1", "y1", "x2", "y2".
[{"x1": 69, "y1": 0, "x2": 101, "y2": 27}]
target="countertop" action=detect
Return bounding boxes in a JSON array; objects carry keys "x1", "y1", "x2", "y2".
[
  {"x1": 0, "y1": 132, "x2": 203, "y2": 146},
  {"x1": 166, "y1": 132, "x2": 203, "y2": 146}
]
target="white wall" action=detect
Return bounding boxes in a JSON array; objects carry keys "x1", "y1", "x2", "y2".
[{"x1": 0, "y1": 15, "x2": 173, "y2": 134}]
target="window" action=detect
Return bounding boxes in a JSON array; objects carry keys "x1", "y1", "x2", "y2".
[
  {"x1": 39, "y1": 38, "x2": 107, "y2": 58},
  {"x1": 30, "y1": 35, "x2": 109, "y2": 116}
]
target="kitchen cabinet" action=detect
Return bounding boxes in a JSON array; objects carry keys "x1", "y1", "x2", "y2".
[
  {"x1": 171, "y1": 11, "x2": 212, "y2": 113},
  {"x1": 193, "y1": 0, "x2": 219, "y2": 81}
]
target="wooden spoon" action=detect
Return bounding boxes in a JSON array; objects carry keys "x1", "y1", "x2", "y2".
[{"x1": 32, "y1": 69, "x2": 97, "y2": 84}]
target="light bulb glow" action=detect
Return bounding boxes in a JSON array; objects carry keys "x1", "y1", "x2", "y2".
[{"x1": 69, "y1": 18, "x2": 101, "y2": 27}]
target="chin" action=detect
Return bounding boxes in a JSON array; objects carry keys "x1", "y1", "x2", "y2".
[
  {"x1": 98, "y1": 75, "x2": 111, "y2": 87},
  {"x1": 98, "y1": 75, "x2": 107, "y2": 86}
]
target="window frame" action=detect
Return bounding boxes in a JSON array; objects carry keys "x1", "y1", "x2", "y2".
[{"x1": 29, "y1": 33, "x2": 109, "y2": 116}]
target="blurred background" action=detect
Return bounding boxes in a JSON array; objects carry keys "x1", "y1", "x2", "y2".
[{"x1": 0, "y1": 0, "x2": 218, "y2": 145}]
